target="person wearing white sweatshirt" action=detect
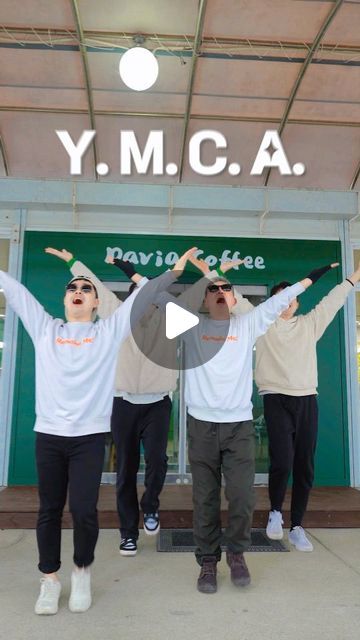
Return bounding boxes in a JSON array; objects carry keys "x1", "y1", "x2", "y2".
[
  {"x1": 44, "y1": 248, "x2": 242, "y2": 557},
  {"x1": 0, "y1": 247, "x2": 194, "y2": 616},
  {"x1": 175, "y1": 263, "x2": 314, "y2": 594},
  {"x1": 191, "y1": 259, "x2": 359, "y2": 555}
]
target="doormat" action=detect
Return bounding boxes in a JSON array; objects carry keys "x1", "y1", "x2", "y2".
[{"x1": 157, "y1": 528, "x2": 288, "y2": 552}]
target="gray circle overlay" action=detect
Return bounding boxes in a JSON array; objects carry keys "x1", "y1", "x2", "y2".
[{"x1": 129, "y1": 272, "x2": 231, "y2": 370}]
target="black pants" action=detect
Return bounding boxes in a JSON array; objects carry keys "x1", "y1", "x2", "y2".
[
  {"x1": 111, "y1": 396, "x2": 172, "y2": 539},
  {"x1": 188, "y1": 417, "x2": 256, "y2": 565},
  {"x1": 263, "y1": 394, "x2": 318, "y2": 528},
  {"x1": 35, "y1": 432, "x2": 105, "y2": 574}
]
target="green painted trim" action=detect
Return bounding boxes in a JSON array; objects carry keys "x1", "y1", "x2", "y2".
[{"x1": 7, "y1": 230, "x2": 349, "y2": 486}]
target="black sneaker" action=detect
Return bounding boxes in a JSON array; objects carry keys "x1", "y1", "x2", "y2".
[
  {"x1": 143, "y1": 513, "x2": 160, "y2": 535},
  {"x1": 119, "y1": 537, "x2": 137, "y2": 556}
]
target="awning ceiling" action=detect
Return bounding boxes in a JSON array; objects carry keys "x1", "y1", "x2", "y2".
[{"x1": 0, "y1": 0, "x2": 359, "y2": 190}]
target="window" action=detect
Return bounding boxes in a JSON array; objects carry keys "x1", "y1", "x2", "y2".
[
  {"x1": 0, "y1": 240, "x2": 10, "y2": 379},
  {"x1": 354, "y1": 250, "x2": 360, "y2": 388}
]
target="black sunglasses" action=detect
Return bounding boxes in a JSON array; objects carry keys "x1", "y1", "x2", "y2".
[
  {"x1": 207, "y1": 283, "x2": 233, "y2": 293},
  {"x1": 66, "y1": 283, "x2": 95, "y2": 294}
]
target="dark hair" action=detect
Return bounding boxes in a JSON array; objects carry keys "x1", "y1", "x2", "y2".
[
  {"x1": 127, "y1": 281, "x2": 138, "y2": 296},
  {"x1": 270, "y1": 281, "x2": 292, "y2": 297},
  {"x1": 127, "y1": 276, "x2": 153, "y2": 298}
]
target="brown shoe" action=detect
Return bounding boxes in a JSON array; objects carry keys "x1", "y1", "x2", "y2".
[
  {"x1": 226, "y1": 551, "x2": 251, "y2": 587},
  {"x1": 197, "y1": 556, "x2": 217, "y2": 594}
]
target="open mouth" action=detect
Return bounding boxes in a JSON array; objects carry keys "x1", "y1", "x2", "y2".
[
  {"x1": 216, "y1": 296, "x2": 225, "y2": 304},
  {"x1": 73, "y1": 298, "x2": 83, "y2": 305}
]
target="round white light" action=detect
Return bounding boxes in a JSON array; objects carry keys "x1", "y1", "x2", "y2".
[{"x1": 119, "y1": 47, "x2": 159, "y2": 91}]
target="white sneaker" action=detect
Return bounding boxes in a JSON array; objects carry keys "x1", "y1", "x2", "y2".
[
  {"x1": 266, "y1": 510, "x2": 284, "y2": 540},
  {"x1": 288, "y1": 526, "x2": 314, "y2": 552},
  {"x1": 69, "y1": 569, "x2": 92, "y2": 613},
  {"x1": 35, "y1": 577, "x2": 61, "y2": 615}
]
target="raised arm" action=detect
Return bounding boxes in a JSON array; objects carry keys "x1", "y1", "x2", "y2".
[
  {"x1": 246, "y1": 263, "x2": 341, "y2": 342},
  {"x1": 45, "y1": 247, "x2": 121, "y2": 319},
  {"x1": 0, "y1": 270, "x2": 52, "y2": 342},
  {"x1": 246, "y1": 282, "x2": 306, "y2": 342},
  {"x1": 308, "y1": 261, "x2": 360, "y2": 340},
  {"x1": 104, "y1": 247, "x2": 197, "y2": 342}
]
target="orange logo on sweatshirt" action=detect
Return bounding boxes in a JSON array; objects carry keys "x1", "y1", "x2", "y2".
[
  {"x1": 56, "y1": 337, "x2": 95, "y2": 346},
  {"x1": 201, "y1": 334, "x2": 238, "y2": 343}
]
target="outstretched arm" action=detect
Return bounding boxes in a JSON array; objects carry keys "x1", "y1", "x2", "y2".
[
  {"x1": 309, "y1": 261, "x2": 360, "y2": 340},
  {"x1": 104, "y1": 247, "x2": 198, "y2": 342},
  {"x1": 0, "y1": 270, "x2": 51, "y2": 343},
  {"x1": 188, "y1": 254, "x2": 245, "y2": 277},
  {"x1": 246, "y1": 263, "x2": 340, "y2": 342},
  {"x1": 106, "y1": 246, "x2": 198, "y2": 283},
  {"x1": 346, "y1": 261, "x2": 360, "y2": 287},
  {"x1": 45, "y1": 247, "x2": 121, "y2": 318}
]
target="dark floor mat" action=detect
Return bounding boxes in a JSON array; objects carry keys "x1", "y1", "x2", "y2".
[{"x1": 157, "y1": 528, "x2": 288, "y2": 552}]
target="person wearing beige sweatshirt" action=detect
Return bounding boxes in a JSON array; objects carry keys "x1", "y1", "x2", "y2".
[
  {"x1": 45, "y1": 247, "x2": 240, "y2": 557},
  {"x1": 256, "y1": 263, "x2": 360, "y2": 551}
]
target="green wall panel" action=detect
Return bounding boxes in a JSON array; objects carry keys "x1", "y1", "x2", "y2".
[{"x1": 7, "y1": 231, "x2": 348, "y2": 486}]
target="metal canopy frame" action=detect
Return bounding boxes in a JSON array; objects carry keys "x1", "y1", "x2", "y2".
[
  {"x1": 264, "y1": 0, "x2": 345, "y2": 187},
  {"x1": 0, "y1": 1, "x2": 359, "y2": 190},
  {"x1": 70, "y1": 0, "x2": 98, "y2": 180},
  {"x1": 178, "y1": 0, "x2": 207, "y2": 183},
  {"x1": 0, "y1": 134, "x2": 9, "y2": 176}
]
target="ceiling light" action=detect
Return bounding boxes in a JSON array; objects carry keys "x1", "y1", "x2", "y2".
[{"x1": 119, "y1": 35, "x2": 159, "y2": 91}]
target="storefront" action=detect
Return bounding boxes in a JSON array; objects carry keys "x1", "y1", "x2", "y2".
[{"x1": 0, "y1": 181, "x2": 359, "y2": 488}]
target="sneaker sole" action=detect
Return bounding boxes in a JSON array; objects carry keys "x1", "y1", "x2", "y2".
[
  {"x1": 35, "y1": 606, "x2": 59, "y2": 615},
  {"x1": 266, "y1": 530, "x2": 284, "y2": 541},
  {"x1": 69, "y1": 600, "x2": 91, "y2": 613},
  {"x1": 143, "y1": 523, "x2": 160, "y2": 536},
  {"x1": 119, "y1": 548, "x2": 137, "y2": 556},
  {"x1": 289, "y1": 541, "x2": 313, "y2": 552}
]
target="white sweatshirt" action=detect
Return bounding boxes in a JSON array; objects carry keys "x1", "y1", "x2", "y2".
[
  {"x1": 185, "y1": 282, "x2": 305, "y2": 423},
  {"x1": 0, "y1": 269, "x2": 176, "y2": 436},
  {"x1": 70, "y1": 261, "x2": 221, "y2": 399}
]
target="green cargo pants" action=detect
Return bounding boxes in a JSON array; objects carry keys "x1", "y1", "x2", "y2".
[{"x1": 188, "y1": 416, "x2": 256, "y2": 565}]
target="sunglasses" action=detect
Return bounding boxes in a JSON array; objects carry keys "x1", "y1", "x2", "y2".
[
  {"x1": 206, "y1": 283, "x2": 233, "y2": 293},
  {"x1": 66, "y1": 283, "x2": 95, "y2": 294}
]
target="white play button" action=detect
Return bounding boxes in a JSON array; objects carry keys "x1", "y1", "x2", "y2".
[
  {"x1": 165, "y1": 301, "x2": 199, "y2": 340},
  {"x1": 129, "y1": 273, "x2": 230, "y2": 369}
]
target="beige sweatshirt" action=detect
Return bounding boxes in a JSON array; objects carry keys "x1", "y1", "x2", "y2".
[
  {"x1": 254, "y1": 280, "x2": 353, "y2": 396},
  {"x1": 70, "y1": 261, "x2": 217, "y2": 394}
]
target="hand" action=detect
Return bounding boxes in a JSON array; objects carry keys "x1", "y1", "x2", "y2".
[
  {"x1": 330, "y1": 263, "x2": 340, "y2": 268},
  {"x1": 173, "y1": 247, "x2": 198, "y2": 273},
  {"x1": 188, "y1": 255, "x2": 210, "y2": 275},
  {"x1": 220, "y1": 258, "x2": 245, "y2": 274},
  {"x1": 105, "y1": 255, "x2": 115, "y2": 264},
  {"x1": 45, "y1": 247, "x2": 73, "y2": 262},
  {"x1": 347, "y1": 261, "x2": 360, "y2": 285}
]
